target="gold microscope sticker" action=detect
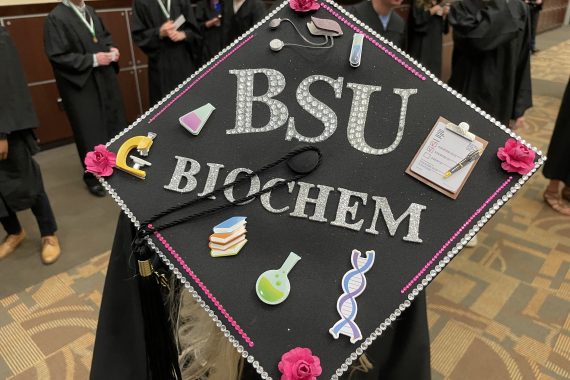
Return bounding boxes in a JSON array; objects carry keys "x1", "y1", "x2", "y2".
[{"x1": 116, "y1": 132, "x2": 157, "y2": 179}]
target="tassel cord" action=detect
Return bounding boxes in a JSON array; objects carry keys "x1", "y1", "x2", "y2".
[{"x1": 137, "y1": 145, "x2": 322, "y2": 239}]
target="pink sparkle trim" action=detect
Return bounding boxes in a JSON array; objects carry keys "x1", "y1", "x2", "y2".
[
  {"x1": 400, "y1": 176, "x2": 513, "y2": 294},
  {"x1": 151, "y1": 229, "x2": 255, "y2": 348},
  {"x1": 321, "y1": 4, "x2": 426, "y2": 81},
  {"x1": 147, "y1": 34, "x2": 256, "y2": 125}
]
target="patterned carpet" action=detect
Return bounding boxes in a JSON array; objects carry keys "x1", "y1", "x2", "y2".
[
  {"x1": 1, "y1": 39, "x2": 569, "y2": 380},
  {"x1": 0, "y1": 253, "x2": 108, "y2": 379}
]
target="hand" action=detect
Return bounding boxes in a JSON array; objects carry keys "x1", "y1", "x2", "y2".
[
  {"x1": 110, "y1": 47, "x2": 120, "y2": 62},
  {"x1": 159, "y1": 20, "x2": 175, "y2": 37},
  {"x1": 205, "y1": 17, "x2": 221, "y2": 28},
  {"x1": 430, "y1": 5, "x2": 443, "y2": 16},
  {"x1": 442, "y1": 4, "x2": 450, "y2": 15},
  {"x1": 536, "y1": 0, "x2": 542, "y2": 4},
  {"x1": 510, "y1": 117, "x2": 525, "y2": 130},
  {"x1": 0, "y1": 139, "x2": 8, "y2": 161},
  {"x1": 168, "y1": 30, "x2": 186, "y2": 42},
  {"x1": 95, "y1": 52, "x2": 113, "y2": 66}
]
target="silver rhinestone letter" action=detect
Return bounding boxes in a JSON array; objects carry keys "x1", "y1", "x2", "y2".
[
  {"x1": 290, "y1": 182, "x2": 334, "y2": 222},
  {"x1": 164, "y1": 156, "x2": 201, "y2": 193},
  {"x1": 260, "y1": 178, "x2": 295, "y2": 213},
  {"x1": 331, "y1": 188, "x2": 368, "y2": 231},
  {"x1": 197, "y1": 162, "x2": 225, "y2": 199},
  {"x1": 365, "y1": 196, "x2": 426, "y2": 243},
  {"x1": 227, "y1": 69, "x2": 288, "y2": 134},
  {"x1": 224, "y1": 168, "x2": 261, "y2": 205},
  {"x1": 286, "y1": 75, "x2": 344, "y2": 143},
  {"x1": 347, "y1": 84, "x2": 418, "y2": 155}
]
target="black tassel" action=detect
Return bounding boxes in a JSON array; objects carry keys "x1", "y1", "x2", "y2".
[{"x1": 133, "y1": 234, "x2": 182, "y2": 380}]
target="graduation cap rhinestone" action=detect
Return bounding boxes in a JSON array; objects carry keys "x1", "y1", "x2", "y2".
[{"x1": 99, "y1": 1, "x2": 545, "y2": 378}]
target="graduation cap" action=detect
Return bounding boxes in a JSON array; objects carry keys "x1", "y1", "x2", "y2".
[{"x1": 95, "y1": 1, "x2": 544, "y2": 378}]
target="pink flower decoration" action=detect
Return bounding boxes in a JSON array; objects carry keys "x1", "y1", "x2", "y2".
[
  {"x1": 289, "y1": 0, "x2": 320, "y2": 12},
  {"x1": 278, "y1": 347, "x2": 322, "y2": 380},
  {"x1": 496, "y1": 138, "x2": 535, "y2": 175},
  {"x1": 84, "y1": 144, "x2": 116, "y2": 177}
]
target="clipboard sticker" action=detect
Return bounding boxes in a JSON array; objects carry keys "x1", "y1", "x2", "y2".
[{"x1": 406, "y1": 117, "x2": 488, "y2": 199}]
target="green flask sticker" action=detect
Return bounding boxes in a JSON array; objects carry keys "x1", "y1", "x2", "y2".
[{"x1": 255, "y1": 252, "x2": 301, "y2": 305}]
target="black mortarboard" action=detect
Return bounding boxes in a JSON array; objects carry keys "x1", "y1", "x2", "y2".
[{"x1": 96, "y1": 1, "x2": 544, "y2": 378}]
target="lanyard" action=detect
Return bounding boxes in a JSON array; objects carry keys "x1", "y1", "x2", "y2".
[
  {"x1": 68, "y1": 2, "x2": 97, "y2": 43},
  {"x1": 157, "y1": 0, "x2": 171, "y2": 19}
]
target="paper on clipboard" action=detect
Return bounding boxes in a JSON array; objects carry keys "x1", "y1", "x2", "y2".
[{"x1": 406, "y1": 117, "x2": 487, "y2": 199}]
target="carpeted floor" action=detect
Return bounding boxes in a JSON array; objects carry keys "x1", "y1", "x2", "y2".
[
  {"x1": 0, "y1": 253, "x2": 108, "y2": 379},
  {"x1": 1, "y1": 30, "x2": 569, "y2": 380}
]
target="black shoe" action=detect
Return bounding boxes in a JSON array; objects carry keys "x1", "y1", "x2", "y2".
[
  {"x1": 531, "y1": 48, "x2": 539, "y2": 54},
  {"x1": 87, "y1": 183, "x2": 106, "y2": 197}
]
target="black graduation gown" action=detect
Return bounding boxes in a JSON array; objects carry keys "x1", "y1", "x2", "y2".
[
  {"x1": 222, "y1": 0, "x2": 266, "y2": 46},
  {"x1": 0, "y1": 26, "x2": 42, "y2": 218},
  {"x1": 44, "y1": 4, "x2": 127, "y2": 172},
  {"x1": 543, "y1": 77, "x2": 570, "y2": 185},
  {"x1": 195, "y1": 0, "x2": 224, "y2": 65},
  {"x1": 348, "y1": 1, "x2": 406, "y2": 49},
  {"x1": 131, "y1": 0, "x2": 202, "y2": 105},
  {"x1": 407, "y1": 5, "x2": 448, "y2": 78},
  {"x1": 90, "y1": 214, "x2": 148, "y2": 380},
  {"x1": 448, "y1": 0, "x2": 532, "y2": 125}
]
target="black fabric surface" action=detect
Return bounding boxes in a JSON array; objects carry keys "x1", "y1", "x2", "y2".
[
  {"x1": 195, "y1": 0, "x2": 224, "y2": 64},
  {"x1": 222, "y1": 0, "x2": 267, "y2": 46},
  {"x1": 131, "y1": 0, "x2": 202, "y2": 105},
  {"x1": 0, "y1": 26, "x2": 43, "y2": 218},
  {"x1": 44, "y1": 4, "x2": 127, "y2": 170},
  {"x1": 90, "y1": 214, "x2": 148, "y2": 380},
  {"x1": 448, "y1": 0, "x2": 532, "y2": 125},
  {"x1": 349, "y1": 1, "x2": 406, "y2": 50},
  {"x1": 407, "y1": 5, "x2": 448, "y2": 78},
  {"x1": 0, "y1": 131, "x2": 43, "y2": 218},
  {"x1": 97, "y1": 1, "x2": 540, "y2": 378},
  {"x1": 543, "y1": 77, "x2": 570, "y2": 185},
  {"x1": 0, "y1": 26, "x2": 39, "y2": 135}
]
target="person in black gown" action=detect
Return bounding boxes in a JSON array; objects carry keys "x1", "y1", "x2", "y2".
[
  {"x1": 525, "y1": 0, "x2": 542, "y2": 54},
  {"x1": 348, "y1": 0, "x2": 407, "y2": 49},
  {"x1": 44, "y1": 0, "x2": 127, "y2": 197},
  {"x1": 195, "y1": 0, "x2": 224, "y2": 65},
  {"x1": 222, "y1": 0, "x2": 267, "y2": 46},
  {"x1": 0, "y1": 26, "x2": 61, "y2": 264},
  {"x1": 448, "y1": 0, "x2": 532, "y2": 128},
  {"x1": 543, "y1": 77, "x2": 570, "y2": 216},
  {"x1": 407, "y1": 0, "x2": 449, "y2": 78},
  {"x1": 131, "y1": 0, "x2": 202, "y2": 105}
]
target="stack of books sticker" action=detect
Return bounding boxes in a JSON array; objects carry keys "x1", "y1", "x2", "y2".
[{"x1": 209, "y1": 216, "x2": 247, "y2": 257}]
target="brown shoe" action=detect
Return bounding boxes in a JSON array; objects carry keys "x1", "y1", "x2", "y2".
[
  {"x1": 0, "y1": 230, "x2": 26, "y2": 260},
  {"x1": 41, "y1": 235, "x2": 61, "y2": 265}
]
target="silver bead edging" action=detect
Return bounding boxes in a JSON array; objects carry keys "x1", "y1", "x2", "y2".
[{"x1": 99, "y1": 1, "x2": 546, "y2": 379}]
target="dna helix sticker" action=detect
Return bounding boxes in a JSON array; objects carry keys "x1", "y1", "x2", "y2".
[{"x1": 329, "y1": 249, "x2": 376, "y2": 343}]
